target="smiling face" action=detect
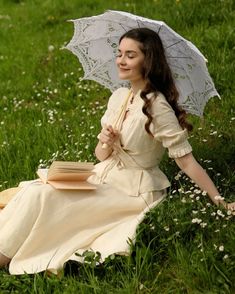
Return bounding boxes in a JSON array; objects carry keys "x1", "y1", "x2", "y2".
[{"x1": 116, "y1": 37, "x2": 146, "y2": 84}]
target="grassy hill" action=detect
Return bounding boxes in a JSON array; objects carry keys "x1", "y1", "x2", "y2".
[{"x1": 0, "y1": 0, "x2": 234, "y2": 293}]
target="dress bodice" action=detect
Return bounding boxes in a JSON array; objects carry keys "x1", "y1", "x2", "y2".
[{"x1": 89, "y1": 88, "x2": 192, "y2": 196}]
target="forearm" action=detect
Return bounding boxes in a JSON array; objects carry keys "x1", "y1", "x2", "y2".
[
  {"x1": 175, "y1": 154, "x2": 226, "y2": 207},
  {"x1": 95, "y1": 141, "x2": 113, "y2": 161}
]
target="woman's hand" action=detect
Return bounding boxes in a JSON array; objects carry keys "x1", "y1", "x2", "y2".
[
  {"x1": 98, "y1": 125, "x2": 119, "y2": 148},
  {"x1": 95, "y1": 125, "x2": 119, "y2": 161},
  {"x1": 227, "y1": 202, "x2": 235, "y2": 215}
]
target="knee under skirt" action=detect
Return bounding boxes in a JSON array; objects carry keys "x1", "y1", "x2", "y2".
[{"x1": 0, "y1": 181, "x2": 165, "y2": 275}]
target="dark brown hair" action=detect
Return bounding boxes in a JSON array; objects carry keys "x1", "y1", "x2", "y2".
[{"x1": 119, "y1": 28, "x2": 192, "y2": 135}]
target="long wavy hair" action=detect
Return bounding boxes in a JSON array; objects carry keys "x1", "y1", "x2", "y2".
[{"x1": 119, "y1": 28, "x2": 192, "y2": 135}]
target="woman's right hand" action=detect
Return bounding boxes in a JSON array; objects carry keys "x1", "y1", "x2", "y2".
[{"x1": 98, "y1": 125, "x2": 119, "y2": 148}]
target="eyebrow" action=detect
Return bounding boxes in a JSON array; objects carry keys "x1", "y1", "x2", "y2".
[{"x1": 117, "y1": 49, "x2": 137, "y2": 54}]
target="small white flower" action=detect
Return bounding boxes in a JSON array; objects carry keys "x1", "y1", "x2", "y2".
[
  {"x1": 164, "y1": 226, "x2": 170, "y2": 231},
  {"x1": 217, "y1": 210, "x2": 225, "y2": 217},
  {"x1": 192, "y1": 218, "x2": 202, "y2": 224},
  {"x1": 200, "y1": 222, "x2": 207, "y2": 228},
  {"x1": 210, "y1": 131, "x2": 217, "y2": 136},
  {"x1": 219, "y1": 245, "x2": 224, "y2": 252},
  {"x1": 223, "y1": 254, "x2": 228, "y2": 260},
  {"x1": 48, "y1": 45, "x2": 55, "y2": 52}
]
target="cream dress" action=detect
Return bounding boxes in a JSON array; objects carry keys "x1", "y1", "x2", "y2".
[{"x1": 0, "y1": 88, "x2": 192, "y2": 275}]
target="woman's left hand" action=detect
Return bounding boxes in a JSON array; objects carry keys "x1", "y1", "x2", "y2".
[{"x1": 227, "y1": 202, "x2": 235, "y2": 215}]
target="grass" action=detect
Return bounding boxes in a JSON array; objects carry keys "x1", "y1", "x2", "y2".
[{"x1": 0, "y1": 0, "x2": 235, "y2": 293}]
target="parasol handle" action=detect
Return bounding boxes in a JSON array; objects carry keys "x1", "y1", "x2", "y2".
[
  {"x1": 101, "y1": 143, "x2": 108, "y2": 149},
  {"x1": 98, "y1": 89, "x2": 133, "y2": 150}
]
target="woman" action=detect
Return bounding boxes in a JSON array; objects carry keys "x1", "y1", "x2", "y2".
[{"x1": 0, "y1": 28, "x2": 234, "y2": 275}]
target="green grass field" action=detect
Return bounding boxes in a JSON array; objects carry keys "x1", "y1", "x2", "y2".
[{"x1": 0, "y1": 0, "x2": 234, "y2": 293}]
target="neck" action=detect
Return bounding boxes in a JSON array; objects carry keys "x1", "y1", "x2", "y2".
[{"x1": 130, "y1": 79, "x2": 147, "y2": 96}]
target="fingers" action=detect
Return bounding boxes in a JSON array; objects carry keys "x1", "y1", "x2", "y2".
[
  {"x1": 227, "y1": 202, "x2": 235, "y2": 215},
  {"x1": 98, "y1": 125, "x2": 119, "y2": 146}
]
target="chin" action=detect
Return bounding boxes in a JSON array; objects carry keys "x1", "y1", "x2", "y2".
[{"x1": 118, "y1": 73, "x2": 130, "y2": 80}]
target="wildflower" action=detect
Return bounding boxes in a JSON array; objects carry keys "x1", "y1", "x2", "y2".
[
  {"x1": 48, "y1": 45, "x2": 55, "y2": 52},
  {"x1": 219, "y1": 245, "x2": 224, "y2": 252},
  {"x1": 192, "y1": 218, "x2": 202, "y2": 224},
  {"x1": 210, "y1": 131, "x2": 217, "y2": 136},
  {"x1": 200, "y1": 222, "x2": 207, "y2": 228},
  {"x1": 223, "y1": 254, "x2": 228, "y2": 260},
  {"x1": 150, "y1": 224, "x2": 155, "y2": 230},
  {"x1": 174, "y1": 172, "x2": 182, "y2": 180},
  {"x1": 164, "y1": 226, "x2": 170, "y2": 231},
  {"x1": 217, "y1": 210, "x2": 225, "y2": 217}
]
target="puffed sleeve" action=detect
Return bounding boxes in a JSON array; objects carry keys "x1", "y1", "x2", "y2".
[
  {"x1": 152, "y1": 93, "x2": 192, "y2": 158},
  {"x1": 100, "y1": 88, "x2": 129, "y2": 127}
]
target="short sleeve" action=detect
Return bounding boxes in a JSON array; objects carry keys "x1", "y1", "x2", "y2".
[{"x1": 152, "y1": 94, "x2": 192, "y2": 158}]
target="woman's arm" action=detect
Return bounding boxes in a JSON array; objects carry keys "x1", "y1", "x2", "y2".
[{"x1": 174, "y1": 152, "x2": 233, "y2": 209}]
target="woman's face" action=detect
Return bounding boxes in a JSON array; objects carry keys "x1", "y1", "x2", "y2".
[{"x1": 116, "y1": 37, "x2": 145, "y2": 83}]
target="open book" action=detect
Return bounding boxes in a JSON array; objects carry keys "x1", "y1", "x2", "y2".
[{"x1": 37, "y1": 161, "x2": 96, "y2": 190}]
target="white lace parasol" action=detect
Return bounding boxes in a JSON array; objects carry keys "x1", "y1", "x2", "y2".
[{"x1": 65, "y1": 10, "x2": 219, "y2": 116}]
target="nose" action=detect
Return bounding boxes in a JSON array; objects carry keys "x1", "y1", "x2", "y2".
[{"x1": 117, "y1": 55, "x2": 126, "y2": 66}]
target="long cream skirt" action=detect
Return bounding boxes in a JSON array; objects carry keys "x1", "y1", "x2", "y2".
[{"x1": 0, "y1": 181, "x2": 165, "y2": 275}]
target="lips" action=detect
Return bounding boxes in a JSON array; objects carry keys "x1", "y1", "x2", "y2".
[{"x1": 119, "y1": 68, "x2": 130, "y2": 72}]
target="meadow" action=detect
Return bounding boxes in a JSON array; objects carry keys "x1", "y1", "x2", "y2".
[{"x1": 0, "y1": 0, "x2": 234, "y2": 293}]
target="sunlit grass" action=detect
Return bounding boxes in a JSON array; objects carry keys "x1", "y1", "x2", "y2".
[{"x1": 0, "y1": 0, "x2": 234, "y2": 293}]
